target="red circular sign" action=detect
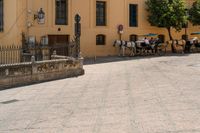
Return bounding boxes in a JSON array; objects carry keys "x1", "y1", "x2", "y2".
[{"x1": 118, "y1": 24, "x2": 123, "y2": 31}]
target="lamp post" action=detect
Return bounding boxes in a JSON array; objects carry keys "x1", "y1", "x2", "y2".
[{"x1": 74, "y1": 14, "x2": 81, "y2": 58}]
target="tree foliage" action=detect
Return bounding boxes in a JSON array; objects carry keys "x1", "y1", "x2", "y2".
[
  {"x1": 146, "y1": 0, "x2": 187, "y2": 40},
  {"x1": 189, "y1": 0, "x2": 200, "y2": 25}
]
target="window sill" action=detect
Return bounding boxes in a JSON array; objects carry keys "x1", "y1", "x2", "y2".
[{"x1": 96, "y1": 44, "x2": 105, "y2": 45}]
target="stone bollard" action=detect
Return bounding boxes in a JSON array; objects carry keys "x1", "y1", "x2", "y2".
[
  {"x1": 53, "y1": 50, "x2": 57, "y2": 55},
  {"x1": 31, "y1": 55, "x2": 37, "y2": 75},
  {"x1": 5, "y1": 69, "x2": 9, "y2": 76},
  {"x1": 31, "y1": 55, "x2": 36, "y2": 64},
  {"x1": 78, "y1": 52, "x2": 84, "y2": 69},
  {"x1": 51, "y1": 50, "x2": 57, "y2": 60}
]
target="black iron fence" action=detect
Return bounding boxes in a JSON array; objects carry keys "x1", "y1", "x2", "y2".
[
  {"x1": 0, "y1": 41, "x2": 77, "y2": 65},
  {"x1": 0, "y1": 45, "x2": 22, "y2": 64}
]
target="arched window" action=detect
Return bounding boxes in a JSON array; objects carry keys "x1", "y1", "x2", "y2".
[
  {"x1": 130, "y1": 34, "x2": 138, "y2": 42},
  {"x1": 158, "y1": 34, "x2": 165, "y2": 43},
  {"x1": 96, "y1": 34, "x2": 106, "y2": 45}
]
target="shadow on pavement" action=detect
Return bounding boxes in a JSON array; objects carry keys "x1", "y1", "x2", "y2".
[{"x1": 84, "y1": 53, "x2": 192, "y2": 65}]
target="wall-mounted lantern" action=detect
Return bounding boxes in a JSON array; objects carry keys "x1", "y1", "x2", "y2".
[{"x1": 34, "y1": 8, "x2": 45, "y2": 24}]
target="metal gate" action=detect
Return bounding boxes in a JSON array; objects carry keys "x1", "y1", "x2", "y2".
[{"x1": 48, "y1": 35, "x2": 69, "y2": 57}]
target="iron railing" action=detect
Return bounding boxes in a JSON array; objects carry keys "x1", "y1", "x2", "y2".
[
  {"x1": 0, "y1": 41, "x2": 77, "y2": 65},
  {"x1": 0, "y1": 45, "x2": 22, "y2": 64}
]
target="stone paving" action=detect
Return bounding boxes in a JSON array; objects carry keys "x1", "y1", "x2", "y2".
[{"x1": 0, "y1": 54, "x2": 200, "y2": 133}]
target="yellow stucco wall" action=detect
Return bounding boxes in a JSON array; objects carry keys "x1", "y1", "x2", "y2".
[
  {"x1": 0, "y1": 0, "x2": 199, "y2": 57},
  {"x1": 0, "y1": 0, "x2": 27, "y2": 46}
]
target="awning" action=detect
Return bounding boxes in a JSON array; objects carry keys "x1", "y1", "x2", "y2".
[
  {"x1": 143, "y1": 33, "x2": 158, "y2": 37},
  {"x1": 191, "y1": 32, "x2": 200, "y2": 35}
]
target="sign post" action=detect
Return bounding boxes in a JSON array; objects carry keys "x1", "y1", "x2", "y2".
[{"x1": 118, "y1": 24, "x2": 124, "y2": 40}]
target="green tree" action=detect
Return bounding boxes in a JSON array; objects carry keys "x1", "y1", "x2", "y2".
[
  {"x1": 146, "y1": 0, "x2": 187, "y2": 41},
  {"x1": 189, "y1": 0, "x2": 200, "y2": 25}
]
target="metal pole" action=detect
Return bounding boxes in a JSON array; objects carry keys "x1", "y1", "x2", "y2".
[
  {"x1": 75, "y1": 14, "x2": 81, "y2": 58},
  {"x1": 119, "y1": 33, "x2": 122, "y2": 40}
]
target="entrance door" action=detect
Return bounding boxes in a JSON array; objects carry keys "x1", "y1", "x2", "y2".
[{"x1": 48, "y1": 35, "x2": 69, "y2": 56}]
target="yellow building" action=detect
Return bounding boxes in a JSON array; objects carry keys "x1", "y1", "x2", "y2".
[{"x1": 0, "y1": 0, "x2": 199, "y2": 58}]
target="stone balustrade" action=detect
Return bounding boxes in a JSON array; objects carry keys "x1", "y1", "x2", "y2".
[{"x1": 0, "y1": 57, "x2": 84, "y2": 89}]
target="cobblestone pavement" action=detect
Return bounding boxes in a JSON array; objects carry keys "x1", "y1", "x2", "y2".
[{"x1": 0, "y1": 54, "x2": 200, "y2": 133}]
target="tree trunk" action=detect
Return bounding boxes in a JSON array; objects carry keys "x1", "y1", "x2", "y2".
[{"x1": 167, "y1": 27, "x2": 176, "y2": 53}]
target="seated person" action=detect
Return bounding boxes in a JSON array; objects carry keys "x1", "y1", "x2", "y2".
[
  {"x1": 141, "y1": 37, "x2": 149, "y2": 47},
  {"x1": 185, "y1": 40, "x2": 192, "y2": 53},
  {"x1": 149, "y1": 37, "x2": 155, "y2": 45},
  {"x1": 144, "y1": 37, "x2": 154, "y2": 51},
  {"x1": 155, "y1": 38, "x2": 162, "y2": 45},
  {"x1": 154, "y1": 38, "x2": 162, "y2": 53},
  {"x1": 190, "y1": 37, "x2": 197, "y2": 44},
  {"x1": 144, "y1": 37, "x2": 150, "y2": 45},
  {"x1": 194, "y1": 40, "x2": 200, "y2": 47}
]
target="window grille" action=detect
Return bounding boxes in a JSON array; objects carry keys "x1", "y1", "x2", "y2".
[
  {"x1": 129, "y1": 4, "x2": 138, "y2": 27},
  {"x1": 96, "y1": 1, "x2": 106, "y2": 26},
  {"x1": 55, "y1": 0, "x2": 68, "y2": 25},
  {"x1": 96, "y1": 34, "x2": 106, "y2": 45}
]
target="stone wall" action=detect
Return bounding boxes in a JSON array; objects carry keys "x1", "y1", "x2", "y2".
[{"x1": 0, "y1": 58, "x2": 84, "y2": 89}]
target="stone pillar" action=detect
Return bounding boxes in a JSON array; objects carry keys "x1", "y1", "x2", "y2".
[
  {"x1": 41, "y1": 46, "x2": 50, "y2": 60},
  {"x1": 31, "y1": 55, "x2": 37, "y2": 74},
  {"x1": 78, "y1": 57, "x2": 84, "y2": 69},
  {"x1": 31, "y1": 55, "x2": 36, "y2": 64}
]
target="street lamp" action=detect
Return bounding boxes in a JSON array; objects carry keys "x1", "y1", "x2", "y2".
[
  {"x1": 74, "y1": 14, "x2": 81, "y2": 58},
  {"x1": 27, "y1": 8, "x2": 45, "y2": 27},
  {"x1": 75, "y1": 14, "x2": 81, "y2": 23},
  {"x1": 34, "y1": 8, "x2": 45, "y2": 24},
  {"x1": 75, "y1": 14, "x2": 81, "y2": 37}
]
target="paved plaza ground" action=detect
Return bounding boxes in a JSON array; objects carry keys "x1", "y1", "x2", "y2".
[{"x1": 0, "y1": 54, "x2": 200, "y2": 133}]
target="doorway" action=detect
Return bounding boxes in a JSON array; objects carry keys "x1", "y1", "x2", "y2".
[{"x1": 48, "y1": 35, "x2": 70, "y2": 56}]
